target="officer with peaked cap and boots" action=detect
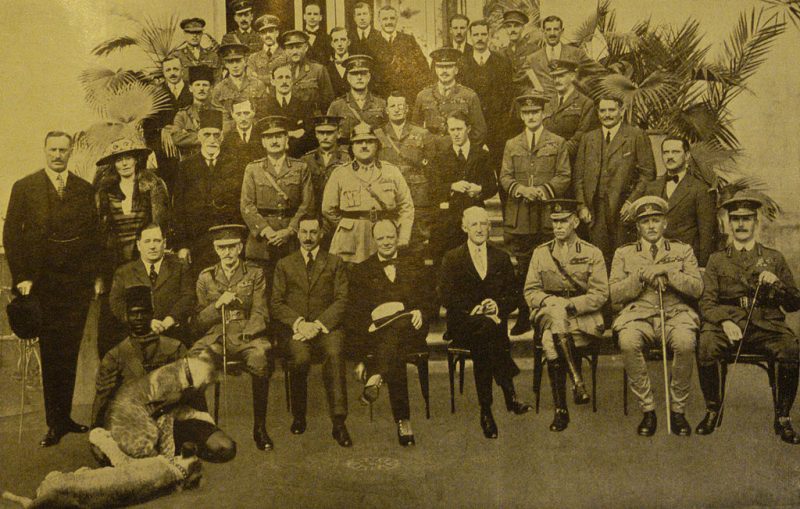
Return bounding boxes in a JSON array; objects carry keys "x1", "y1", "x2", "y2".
[
  {"x1": 524, "y1": 199, "x2": 608, "y2": 431},
  {"x1": 191, "y1": 225, "x2": 274, "y2": 451},
  {"x1": 696, "y1": 192, "x2": 800, "y2": 444},
  {"x1": 327, "y1": 55, "x2": 387, "y2": 139},
  {"x1": 174, "y1": 18, "x2": 220, "y2": 82},
  {"x1": 212, "y1": 38, "x2": 267, "y2": 130},
  {"x1": 500, "y1": 10, "x2": 538, "y2": 95},
  {"x1": 610, "y1": 196, "x2": 703, "y2": 437}
]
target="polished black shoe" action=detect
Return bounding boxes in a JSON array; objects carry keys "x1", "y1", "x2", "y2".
[
  {"x1": 506, "y1": 398, "x2": 533, "y2": 415},
  {"x1": 290, "y1": 416, "x2": 307, "y2": 435},
  {"x1": 774, "y1": 418, "x2": 800, "y2": 445},
  {"x1": 480, "y1": 408, "x2": 498, "y2": 439},
  {"x1": 509, "y1": 317, "x2": 531, "y2": 336},
  {"x1": 332, "y1": 422, "x2": 353, "y2": 447},
  {"x1": 670, "y1": 412, "x2": 692, "y2": 436},
  {"x1": 397, "y1": 419, "x2": 415, "y2": 447},
  {"x1": 549, "y1": 409, "x2": 569, "y2": 432},
  {"x1": 40, "y1": 427, "x2": 67, "y2": 447},
  {"x1": 572, "y1": 384, "x2": 590, "y2": 405},
  {"x1": 637, "y1": 411, "x2": 657, "y2": 437},
  {"x1": 695, "y1": 410, "x2": 721, "y2": 435},
  {"x1": 64, "y1": 419, "x2": 89, "y2": 434},
  {"x1": 254, "y1": 424, "x2": 274, "y2": 451}
]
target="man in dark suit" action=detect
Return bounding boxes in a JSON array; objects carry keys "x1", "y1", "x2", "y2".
[
  {"x1": 447, "y1": 14, "x2": 473, "y2": 55},
  {"x1": 326, "y1": 27, "x2": 351, "y2": 98},
  {"x1": 303, "y1": 2, "x2": 332, "y2": 64},
  {"x1": 643, "y1": 136, "x2": 716, "y2": 266},
  {"x1": 109, "y1": 223, "x2": 195, "y2": 342},
  {"x1": 221, "y1": 98, "x2": 263, "y2": 169},
  {"x1": 349, "y1": 2, "x2": 383, "y2": 60},
  {"x1": 438, "y1": 207, "x2": 532, "y2": 439},
  {"x1": 430, "y1": 111, "x2": 497, "y2": 261},
  {"x1": 262, "y1": 62, "x2": 318, "y2": 157},
  {"x1": 573, "y1": 96, "x2": 656, "y2": 265},
  {"x1": 4, "y1": 131, "x2": 102, "y2": 446},
  {"x1": 349, "y1": 220, "x2": 436, "y2": 446},
  {"x1": 172, "y1": 109, "x2": 246, "y2": 276},
  {"x1": 270, "y1": 216, "x2": 352, "y2": 447},
  {"x1": 543, "y1": 59, "x2": 598, "y2": 163}
]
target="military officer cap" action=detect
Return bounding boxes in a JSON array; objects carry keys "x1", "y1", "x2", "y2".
[
  {"x1": 188, "y1": 65, "x2": 215, "y2": 84},
  {"x1": 350, "y1": 122, "x2": 379, "y2": 142},
  {"x1": 218, "y1": 36, "x2": 249, "y2": 60},
  {"x1": 430, "y1": 47, "x2": 462, "y2": 65},
  {"x1": 549, "y1": 58, "x2": 579, "y2": 76},
  {"x1": 721, "y1": 191, "x2": 763, "y2": 217},
  {"x1": 96, "y1": 138, "x2": 151, "y2": 166},
  {"x1": 180, "y1": 18, "x2": 206, "y2": 33},
  {"x1": 125, "y1": 285, "x2": 153, "y2": 311},
  {"x1": 279, "y1": 29, "x2": 310, "y2": 48},
  {"x1": 546, "y1": 199, "x2": 580, "y2": 220},
  {"x1": 343, "y1": 54, "x2": 373, "y2": 73},
  {"x1": 232, "y1": 0, "x2": 253, "y2": 14},
  {"x1": 198, "y1": 109, "x2": 224, "y2": 130},
  {"x1": 209, "y1": 224, "x2": 248, "y2": 246},
  {"x1": 502, "y1": 9, "x2": 530, "y2": 26},
  {"x1": 258, "y1": 115, "x2": 290, "y2": 135},
  {"x1": 631, "y1": 195, "x2": 668, "y2": 220},
  {"x1": 515, "y1": 92, "x2": 548, "y2": 112},
  {"x1": 254, "y1": 14, "x2": 281, "y2": 32},
  {"x1": 311, "y1": 115, "x2": 343, "y2": 131}
]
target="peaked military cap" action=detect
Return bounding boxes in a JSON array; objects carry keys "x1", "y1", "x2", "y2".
[
  {"x1": 311, "y1": 115, "x2": 343, "y2": 131},
  {"x1": 218, "y1": 36, "x2": 249, "y2": 60},
  {"x1": 430, "y1": 47, "x2": 462, "y2": 65},
  {"x1": 343, "y1": 54, "x2": 373, "y2": 72},
  {"x1": 546, "y1": 199, "x2": 580, "y2": 219},
  {"x1": 254, "y1": 14, "x2": 281, "y2": 32},
  {"x1": 279, "y1": 30, "x2": 309, "y2": 47},
  {"x1": 125, "y1": 285, "x2": 153, "y2": 311},
  {"x1": 209, "y1": 224, "x2": 248, "y2": 245},
  {"x1": 721, "y1": 191, "x2": 763, "y2": 217},
  {"x1": 258, "y1": 115, "x2": 290, "y2": 135},
  {"x1": 180, "y1": 18, "x2": 206, "y2": 33},
  {"x1": 350, "y1": 122, "x2": 379, "y2": 142},
  {"x1": 199, "y1": 109, "x2": 224, "y2": 130},
  {"x1": 231, "y1": 0, "x2": 253, "y2": 14},
  {"x1": 188, "y1": 65, "x2": 215, "y2": 84},
  {"x1": 515, "y1": 92, "x2": 548, "y2": 111},
  {"x1": 632, "y1": 196, "x2": 668, "y2": 220},
  {"x1": 502, "y1": 10, "x2": 529, "y2": 26},
  {"x1": 549, "y1": 58, "x2": 579, "y2": 76}
]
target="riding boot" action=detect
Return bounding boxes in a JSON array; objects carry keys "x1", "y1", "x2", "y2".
[
  {"x1": 547, "y1": 360, "x2": 569, "y2": 432},
  {"x1": 775, "y1": 363, "x2": 800, "y2": 444},
  {"x1": 695, "y1": 362, "x2": 722, "y2": 435},
  {"x1": 251, "y1": 375, "x2": 273, "y2": 451},
  {"x1": 556, "y1": 334, "x2": 589, "y2": 404}
]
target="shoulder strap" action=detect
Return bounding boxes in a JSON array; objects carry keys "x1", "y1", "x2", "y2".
[
  {"x1": 260, "y1": 164, "x2": 289, "y2": 201},
  {"x1": 547, "y1": 244, "x2": 587, "y2": 293}
]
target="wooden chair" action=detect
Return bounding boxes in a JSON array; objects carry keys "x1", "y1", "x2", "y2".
[
  {"x1": 532, "y1": 333, "x2": 600, "y2": 413},
  {"x1": 446, "y1": 343, "x2": 472, "y2": 414},
  {"x1": 716, "y1": 351, "x2": 778, "y2": 427},
  {"x1": 364, "y1": 351, "x2": 431, "y2": 421},
  {"x1": 212, "y1": 354, "x2": 291, "y2": 424}
]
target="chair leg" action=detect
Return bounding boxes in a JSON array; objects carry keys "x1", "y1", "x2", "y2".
[
  {"x1": 768, "y1": 359, "x2": 779, "y2": 420},
  {"x1": 623, "y1": 369, "x2": 628, "y2": 416},
  {"x1": 369, "y1": 401, "x2": 373, "y2": 423},
  {"x1": 283, "y1": 358, "x2": 291, "y2": 413},
  {"x1": 458, "y1": 356, "x2": 466, "y2": 394},
  {"x1": 591, "y1": 353, "x2": 599, "y2": 413},
  {"x1": 213, "y1": 381, "x2": 221, "y2": 424},
  {"x1": 533, "y1": 348, "x2": 543, "y2": 414},
  {"x1": 416, "y1": 358, "x2": 431, "y2": 420},
  {"x1": 448, "y1": 351, "x2": 456, "y2": 414}
]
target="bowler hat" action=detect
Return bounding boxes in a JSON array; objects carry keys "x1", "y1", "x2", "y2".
[
  {"x1": 368, "y1": 302, "x2": 415, "y2": 333},
  {"x1": 96, "y1": 138, "x2": 151, "y2": 167},
  {"x1": 6, "y1": 294, "x2": 43, "y2": 340}
]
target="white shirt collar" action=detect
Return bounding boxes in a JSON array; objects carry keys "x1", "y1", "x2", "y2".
[
  {"x1": 381, "y1": 30, "x2": 395, "y2": 43},
  {"x1": 359, "y1": 26, "x2": 371, "y2": 39},
  {"x1": 602, "y1": 122, "x2": 622, "y2": 141},
  {"x1": 334, "y1": 52, "x2": 349, "y2": 64},
  {"x1": 300, "y1": 246, "x2": 320, "y2": 259},
  {"x1": 45, "y1": 168, "x2": 69, "y2": 189},
  {"x1": 454, "y1": 140, "x2": 471, "y2": 158},
  {"x1": 239, "y1": 126, "x2": 252, "y2": 141},
  {"x1": 732, "y1": 239, "x2": 757, "y2": 252},
  {"x1": 277, "y1": 92, "x2": 292, "y2": 104},
  {"x1": 454, "y1": 41, "x2": 466, "y2": 52},
  {"x1": 666, "y1": 167, "x2": 687, "y2": 182},
  {"x1": 142, "y1": 257, "x2": 164, "y2": 273},
  {"x1": 467, "y1": 239, "x2": 487, "y2": 255},
  {"x1": 201, "y1": 148, "x2": 219, "y2": 162},
  {"x1": 168, "y1": 80, "x2": 185, "y2": 97},
  {"x1": 525, "y1": 125, "x2": 544, "y2": 149},
  {"x1": 473, "y1": 48, "x2": 490, "y2": 63},
  {"x1": 547, "y1": 42, "x2": 562, "y2": 60},
  {"x1": 377, "y1": 252, "x2": 398, "y2": 262}
]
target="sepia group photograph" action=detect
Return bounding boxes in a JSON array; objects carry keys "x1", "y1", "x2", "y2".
[{"x1": 1, "y1": 0, "x2": 800, "y2": 507}]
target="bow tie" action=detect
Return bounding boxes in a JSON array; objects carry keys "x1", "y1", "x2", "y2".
[
  {"x1": 379, "y1": 258, "x2": 396, "y2": 267},
  {"x1": 666, "y1": 174, "x2": 680, "y2": 184}
]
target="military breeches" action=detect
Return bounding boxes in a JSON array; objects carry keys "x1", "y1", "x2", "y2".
[
  {"x1": 191, "y1": 331, "x2": 272, "y2": 378},
  {"x1": 536, "y1": 307, "x2": 591, "y2": 360},
  {"x1": 286, "y1": 329, "x2": 347, "y2": 419},
  {"x1": 617, "y1": 318, "x2": 697, "y2": 413},
  {"x1": 698, "y1": 323, "x2": 799, "y2": 365}
]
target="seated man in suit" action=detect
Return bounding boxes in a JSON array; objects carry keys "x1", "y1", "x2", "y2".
[
  {"x1": 644, "y1": 136, "x2": 716, "y2": 267},
  {"x1": 270, "y1": 215, "x2": 352, "y2": 447},
  {"x1": 349, "y1": 220, "x2": 436, "y2": 446},
  {"x1": 524, "y1": 199, "x2": 609, "y2": 431},
  {"x1": 610, "y1": 196, "x2": 703, "y2": 437},
  {"x1": 438, "y1": 206, "x2": 532, "y2": 439},
  {"x1": 191, "y1": 225, "x2": 273, "y2": 451},
  {"x1": 109, "y1": 223, "x2": 195, "y2": 343},
  {"x1": 93, "y1": 285, "x2": 235, "y2": 463}
]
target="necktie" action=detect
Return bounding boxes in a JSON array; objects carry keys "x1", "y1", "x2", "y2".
[
  {"x1": 474, "y1": 246, "x2": 486, "y2": 278},
  {"x1": 306, "y1": 252, "x2": 314, "y2": 275},
  {"x1": 457, "y1": 148, "x2": 466, "y2": 163},
  {"x1": 605, "y1": 131, "x2": 612, "y2": 145},
  {"x1": 206, "y1": 158, "x2": 215, "y2": 168},
  {"x1": 559, "y1": 95, "x2": 565, "y2": 107},
  {"x1": 55, "y1": 174, "x2": 65, "y2": 198},
  {"x1": 149, "y1": 264, "x2": 158, "y2": 286},
  {"x1": 379, "y1": 258, "x2": 395, "y2": 268},
  {"x1": 281, "y1": 97, "x2": 287, "y2": 108},
  {"x1": 650, "y1": 243, "x2": 658, "y2": 260},
  {"x1": 666, "y1": 174, "x2": 680, "y2": 184},
  {"x1": 530, "y1": 134, "x2": 536, "y2": 152}
]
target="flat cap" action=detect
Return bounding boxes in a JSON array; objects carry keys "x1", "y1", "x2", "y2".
[
  {"x1": 502, "y1": 9, "x2": 529, "y2": 26},
  {"x1": 721, "y1": 191, "x2": 763, "y2": 217},
  {"x1": 258, "y1": 115, "x2": 290, "y2": 135},
  {"x1": 188, "y1": 65, "x2": 215, "y2": 84},
  {"x1": 208, "y1": 224, "x2": 248, "y2": 245},
  {"x1": 180, "y1": 18, "x2": 206, "y2": 33},
  {"x1": 632, "y1": 196, "x2": 668, "y2": 220},
  {"x1": 254, "y1": 14, "x2": 281, "y2": 32}
]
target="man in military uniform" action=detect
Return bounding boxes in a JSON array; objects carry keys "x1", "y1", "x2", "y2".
[
  {"x1": 211, "y1": 39, "x2": 267, "y2": 131},
  {"x1": 500, "y1": 10, "x2": 539, "y2": 96},
  {"x1": 169, "y1": 65, "x2": 219, "y2": 159},
  {"x1": 301, "y1": 115, "x2": 350, "y2": 228},
  {"x1": 524, "y1": 199, "x2": 608, "y2": 432},
  {"x1": 412, "y1": 48, "x2": 486, "y2": 146},
  {"x1": 696, "y1": 193, "x2": 800, "y2": 444},
  {"x1": 375, "y1": 92, "x2": 436, "y2": 259},
  {"x1": 543, "y1": 59, "x2": 598, "y2": 162},
  {"x1": 240, "y1": 115, "x2": 314, "y2": 283},
  {"x1": 247, "y1": 14, "x2": 284, "y2": 86},
  {"x1": 173, "y1": 18, "x2": 220, "y2": 82},
  {"x1": 223, "y1": 0, "x2": 262, "y2": 54},
  {"x1": 191, "y1": 225, "x2": 273, "y2": 451},
  {"x1": 500, "y1": 93, "x2": 572, "y2": 335},
  {"x1": 327, "y1": 55, "x2": 387, "y2": 141},
  {"x1": 321, "y1": 123, "x2": 415, "y2": 264},
  {"x1": 610, "y1": 196, "x2": 703, "y2": 437},
  {"x1": 279, "y1": 30, "x2": 335, "y2": 112}
]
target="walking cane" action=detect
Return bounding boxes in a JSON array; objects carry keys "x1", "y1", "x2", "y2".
[
  {"x1": 220, "y1": 304, "x2": 229, "y2": 424},
  {"x1": 719, "y1": 281, "x2": 762, "y2": 416},
  {"x1": 657, "y1": 283, "x2": 672, "y2": 435},
  {"x1": 18, "y1": 339, "x2": 28, "y2": 443}
]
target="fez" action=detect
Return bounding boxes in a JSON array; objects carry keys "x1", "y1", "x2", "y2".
[{"x1": 188, "y1": 65, "x2": 215, "y2": 84}]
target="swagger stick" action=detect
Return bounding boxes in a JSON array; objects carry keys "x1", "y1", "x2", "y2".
[
  {"x1": 221, "y1": 304, "x2": 229, "y2": 423},
  {"x1": 657, "y1": 284, "x2": 672, "y2": 435}
]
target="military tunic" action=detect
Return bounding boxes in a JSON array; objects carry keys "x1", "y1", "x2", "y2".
[
  {"x1": 501, "y1": 34, "x2": 539, "y2": 95},
  {"x1": 223, "y1": 30, "x2": 262, "y2": 54},
  {"x1": 292, "y1": 60, "x2": 335, "y2": 112},
  {"x1": 411, "y1": 83, "x2": 487, "y2": 146},
  {"x1": 247, "y1": 46, "x2": 285, "y2": 85},
  {"x1": 211, "y1": 74, "x2": 268, "y2": 128},
  {"x1": 524, "y1": 238, "x2": 608, "y2": 358},
  {"x1": 191, "y1": 261, "x2": 271, "y2": 377},
  {"x1": 610, "y1": 238, "x2": 703, "y2": 413},
  {"x1": 327, "y1": 92, "x2": 387, "y2": 141},
  {"x1": 301, "y1": 146, "x2": 351, "y2": 219},
  {"x1": 321, "y1": 160, "x2": 415, "y2": 263},
  {"x1": 173, "y1": 44, "x2": 221, "y2": 82},
  {"x1": 543, "y1": 89, "x2": 598, "y2": 161},
  {"x1": 240, "y1": 156, "x2": 314, "y2": 262}
]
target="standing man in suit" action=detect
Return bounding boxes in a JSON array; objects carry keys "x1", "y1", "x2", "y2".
[
  {"x1": 279, "y1": 30, "x2": 335, "y2": 113},
  {"x1": 349, "y1": 220, "x2": 436, "y2": 446},
  {"x1": 211, "y1": 39, "x2": 268, "y2": 130},
  {"x1": 326, "y1": 27, "x2": 352, "y2": 99},
  {"x1": 301, "y1": 115, "x2": 350, "y2": 224},
  {"x1": 500, "y1": 10, "x2": 538, "y2": 96},
  {"x1": 262, "y1": 63, "x2": 318, "y2": 157},
  {"x1": 223, "y1": 0, "x2": 261, "y2": 54},
  {"x1": 271, "y1": 216, "x2": 351, "y2": 447},
  {"x1": 369, "y1": 5, "x2": 431, "y2": 100},
  {"x1": 543, "y1": 59, "x2": 598, "y2": 163},
  {"x1": 221, "y1": 98, "x2": 263, "y2": 168},
  {"x1": 349, "y1": 2, "x2": 380, "y2": 54},
  {"x1": 170, "y1": 65, "x2": 219, "y2": 159},
  {"x1": 4, "y1": 131, "x2": 102, "y2": 446},
  {"x1": 524, "y1": 15, "x2": 603, "y2": 99},
  {"x1": 610, "y1": 196, "x2": 703, "y2": 436},
  {"x1": 500, "y1": 93, "x2": 572, "y2": 335},
  {"x1": 448, "y1": 14, "x2": 472, "y2": 55},
  {"x1": 574, "y1": 95, "x2": 656, "y2": 265},
  {"x1": 109, "y1": 223, "x2": 195, "y2": 342},
  {"x1": 303, "y1": 2, "x2": 332, "y2": 64},
  {"x1": 327, "y1": 55, "x2": 387, "y2": 142},
  {"x1": 643, "y1": 136, "x2": 716, "y2": 266},
  {"x1": 247, "y1": 14, "x2": 284, "y2": 86},
  {"x1": 430, "y1": 111, "x2": 497, "y2": 261},
  {"x1": 439, "y1": 207, "x2": 532, "y2": 439}
]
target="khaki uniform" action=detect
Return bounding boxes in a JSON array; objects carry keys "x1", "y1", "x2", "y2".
[
  {"x1": 173, "y1": 45, "x2": 221, "y2": 82},
  {"x1": 247, "y1": 46, "x2": 284, "y2": 85},
  {"x1": 321, "y1": 160, "x2": 414, "y2": 263},
  {"x1": 292, "y1": 60, "x2": 335, "y2": 111},
  {"x1": 411, "y1": 83, "x2": 486, "y2": 146},
  {"x1": 610, "y1": 238, "x2": 703, "y2": 413},
  {"x1": 211, "y1": 75, "x2": 268, "y2": 128},
  {"x1": 191, "y1": 261, "x2": 271, "y2": 377},
  {"x1": 223, "y1": 30, "x2": 262, "y2": 54},
  {"x1": 543, "y1": 89, "x2": 598, "y2": 161},
  {"x1": 524, "y1": 238, "x2": 608, "y2": 359},
  {"x1": 301, "y1": 147, "x2": 351, "y2": 219},
  {"x1": 327, "y1": 92, "x2": 387, "y2": 140},
  {"x1": 501, "y1": 34, "x2": 539, "y2": 95}
]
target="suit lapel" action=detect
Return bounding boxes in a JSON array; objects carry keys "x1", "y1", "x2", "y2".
[
  {"x1": 134, "y1": 261, "x2": 153, "y2": 287},
  {"x1": 668, "y1": 175, "x2": 691, "y2": 211},
  {"x1": 461, "y1": 244, "x2": 481, "y2": 281},
  {"x1": 153, "y1": 257, "x2": 172, "y2": 291},
  {"x1": 606, "y1": 126, "x2": 628, "y2": 158},
  {"x1": 308, "y1": 250, "x2": 327, "y2": 288}
]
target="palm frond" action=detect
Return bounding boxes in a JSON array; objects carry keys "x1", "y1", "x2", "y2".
[
  {"x1": 135, "y1": 14, "x2": 182, "y2": 63},
  {"x1": 719, "y1": 8, "x2": 785, "y2": 89},
  {"x1": 79, "y1": 68, "x2": 142, "y2": 116},
  {"x1": 103, "y1": 82, "x2": 171, "y2": 124},
  {"x1": 688, "y1": 140, "x2": 740, "y2": 186},
  {"x1": 715, "y1": 175, "x2": 782, "y2": 219},
  {"x1": 761, "y1": 0, "x2": 800, "y2": 29},
  {"x1": 92, "y1": 36, "x2": 138, "y2": 57},
  {"x1": 570, "y1": 0, "x2": 612, "y2": 47},
  {"x1": 595, "y1": 71, "x2": 680, "y2": 126}
]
